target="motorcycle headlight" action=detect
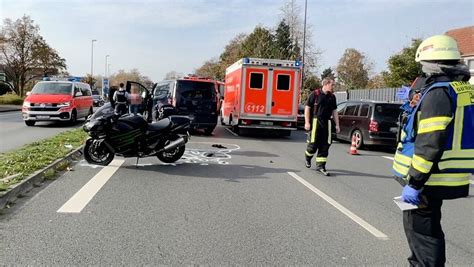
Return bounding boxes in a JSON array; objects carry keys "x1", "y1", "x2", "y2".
[{"x1": 57, "y1": 102, "x2": 71, "y2": 107}]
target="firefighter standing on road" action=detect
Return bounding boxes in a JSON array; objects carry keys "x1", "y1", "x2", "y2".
[
  {"x1": 392, "y1": 35, "x2": 472, "y2": 266},
  {"x1": 304, "y1": 78, "x2": 340, "y2": 176}
]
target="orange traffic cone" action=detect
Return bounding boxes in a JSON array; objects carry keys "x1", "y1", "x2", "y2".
[{"x1": 350, "y1": 135, "x2": 359, "y2": 155}]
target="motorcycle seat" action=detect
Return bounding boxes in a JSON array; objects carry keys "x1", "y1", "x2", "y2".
[{"x1": 148, "y1": 118, "x2": 171, "y2": 131}]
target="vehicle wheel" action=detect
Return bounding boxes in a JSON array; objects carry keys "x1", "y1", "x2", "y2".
[
  {"x1": 69, "y1": 110, "x2": 77, "y2": 125},
  {"x1": 87, "y1": 107, "x2": 93, "y2": 119},
  {"x1": 25, "y1": 120, "x2": 35, "y2": 126},
  {"x1": 204, "y1": 126, "x2": 215, "y2": 136},
  {"x1": 83, "y1": 139, "x2": 115, "y2": 166},
  {"x1": 232, "y1": 124, "x2": 240, "y2": 135},
  {"x1": 351, "y1": 129, "x2": 364, "y2": 149},
  {"x1": 157, "y1": 137, "x2": 186, "y2": 163}
]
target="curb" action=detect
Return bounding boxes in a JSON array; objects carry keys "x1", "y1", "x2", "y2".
[
  {"x1": 0, "y1": 146, "x2": 83, "y2": 211},
  {"x1": 0, "y1": 108, "x2": 21, "y2": 113}
]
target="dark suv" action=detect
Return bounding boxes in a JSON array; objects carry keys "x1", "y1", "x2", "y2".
[
  {"x1": 152, "y1": 77, "x2": 221, "y2": 135},
  {"x1": 335, "y1": 100, "x2": 401, "y2": 149}
]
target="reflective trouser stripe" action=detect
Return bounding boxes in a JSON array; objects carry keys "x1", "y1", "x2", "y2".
[
  {"x1": 305, "y1": 151, "x2": 314, "y2": 156},
  {"x1": 417, "y1": 116, "x2": 452, "y2": 134},
  {"x1": 426, "y1": 173, "x2": 471, "y2": 186},
  {"x1": 327, "y1": 120, "x2": 332, "y2": 144},
  {"x1": 412, "y1": 155, "x2": 433, "y2": 174},
  {"x1": 316, "y1": 157, "x2": 327, "y2": 162},
  {"x1": 311, "y1": 118, "x2": 317, "y2": 143}
]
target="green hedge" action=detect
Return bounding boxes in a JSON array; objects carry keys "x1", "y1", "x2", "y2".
[
  {"x1": 0, "y1": 128, "x2": 88, "y2": 191},
  {"x1": 0, "y1": 94, "x2": 24, "y2": 105}
]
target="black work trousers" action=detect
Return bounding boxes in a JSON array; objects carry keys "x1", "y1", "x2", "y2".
[
  {"x1": 114, "y1": 103, "x2": 128, "y2": 116},
  {"x1": 305, "y1": 118, "x2": 332, "y2": 169},
  {"x1": 403, "y1": 197, "x2": 445, "y2": 267}
]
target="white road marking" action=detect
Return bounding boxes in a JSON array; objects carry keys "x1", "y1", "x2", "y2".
[
  {"x1": 288, "y1": 172, "x2": 389, "y2": 240},
  {"x1": 57, "y1": 159, "x2": 124, "y2": 213},
  {"x1": 381, "y1": 156, "x2": 474, "y2": 185},
  {"x1": 224, "y1": 127, "x2": 239, "y2": 137}
]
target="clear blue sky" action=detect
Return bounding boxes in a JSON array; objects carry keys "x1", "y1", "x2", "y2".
[{"x1": 1, "y1": 0, "x2": 473, "y2": 81}]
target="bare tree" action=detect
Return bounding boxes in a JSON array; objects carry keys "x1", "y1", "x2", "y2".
[
  {"x1": 163, "y1": 71, "x2": 184, "y2": 80},
  {"x1": 280, "y1": 0, "x2": 320, "y2": 72}
]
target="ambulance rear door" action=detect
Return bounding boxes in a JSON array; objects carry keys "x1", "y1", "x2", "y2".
[
  {"x1": 269, "y1": 68, "x2": 299, "y2": 118},
  {"x1": 242, "y1": 67, "x2": 269, "y2": 116}
]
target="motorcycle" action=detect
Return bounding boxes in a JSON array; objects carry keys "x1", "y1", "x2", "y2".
[{"x1": 83, "y1": 103, "x2": 192, "y2": 166}]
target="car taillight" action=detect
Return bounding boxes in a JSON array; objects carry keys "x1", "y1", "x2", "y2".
[
  {"x1": 369, "y1": 120, "x2": 379, "y2": 133},
  {"x1": 172, "y1": 97, "x2": 176, "y2": 106},
  {"x1": 242, "y1": 119, "x2": 252, "y2": 125},
  {"x1": 281, "y1": 122, "x2": 292, "y2": 127}
]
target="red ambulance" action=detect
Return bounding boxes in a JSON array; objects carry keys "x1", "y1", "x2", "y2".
[{"x1": 222, "y1": 58, "x2": 302, "y2": 136}]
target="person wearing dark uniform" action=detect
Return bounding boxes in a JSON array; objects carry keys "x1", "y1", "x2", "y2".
[
  {"x1": 392, "y1": 35, "x2": 472, "y2": 266},
  {"x1": 112, "y1": 82, "x2": 129, "y2": 116},
  {"x1": 304, "y1": 78, "x2": 340, "y2": 176}
]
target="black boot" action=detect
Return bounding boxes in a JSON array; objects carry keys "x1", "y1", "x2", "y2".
[{"x1": 305, "y1": 156, "x2": 311, "y2": 168}]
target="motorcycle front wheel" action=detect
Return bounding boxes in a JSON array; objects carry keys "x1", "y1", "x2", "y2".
[{"x1": 84, "y1": 139, "x2": 115, "y2": 166}]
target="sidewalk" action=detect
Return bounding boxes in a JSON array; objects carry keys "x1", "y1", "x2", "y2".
[{"x1": 0, "y1": 104, "x2": 21, "y2": 113}]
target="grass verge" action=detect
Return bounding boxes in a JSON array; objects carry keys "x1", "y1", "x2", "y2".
[
  {"x1": 0, "y1": 128, "x2": 88, "y2": 191},
  {"x1": 0, "y1": 94, "x2": 24, "y2": 105}
]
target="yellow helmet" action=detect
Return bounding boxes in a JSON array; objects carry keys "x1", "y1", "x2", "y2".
[{"x1": 415, "y1": 35, "x2": 461, "y2": 62}]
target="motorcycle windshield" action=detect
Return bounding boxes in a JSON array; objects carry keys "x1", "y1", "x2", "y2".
[
  {"x1": 175, "y1": 80, "x2": 216, "y2": 115},
  {"x1": 90, "y1": 102, "x2": 114, "y2": 120}
]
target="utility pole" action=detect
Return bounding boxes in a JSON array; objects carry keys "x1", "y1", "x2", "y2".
[
  {"x1": 90, "y1": 39, "x2": 97, "y2": 87},
  {"x1": 105, "y1": 55, "x2": 110, "y2": 77}
]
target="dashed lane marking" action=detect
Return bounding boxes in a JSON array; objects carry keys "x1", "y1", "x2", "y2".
[
  {"x1": 57, "y1": 159, "x2": 125, "y2": 213},
  {"x1": 288, "y1": 172, "x2": 389, "y2": 240}
]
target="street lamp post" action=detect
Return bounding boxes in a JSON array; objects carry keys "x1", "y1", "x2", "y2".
[
  {"x1": 105, "y1": 55, "x2": 110, "y2": 77},
  {"x1": 90, "y1": 39, "x2": 97, "y2": 87}
]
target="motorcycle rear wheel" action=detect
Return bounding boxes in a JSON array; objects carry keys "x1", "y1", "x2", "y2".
[
  {"x1": 84, "y1": 139, "x2": 115, "y2": 166},
  {"x1": 157, "y1": 137, "x2": 185, "y2": 163}
]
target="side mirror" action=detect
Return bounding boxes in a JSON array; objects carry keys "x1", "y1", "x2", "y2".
[
  {"x1": 75, "y1": 91, "x2": 83, "y2": 97},
  {"x1": 26, "y1": 91, "x2": 31, "y2": 96}
]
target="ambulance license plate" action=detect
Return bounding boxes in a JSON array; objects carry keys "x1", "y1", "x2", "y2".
[
  {"x1": 37, "y1": 115, "x2": 50, "y2": 119},
  {"x1": 260, "y1": 121, "x2": 273, "y2": 126}
]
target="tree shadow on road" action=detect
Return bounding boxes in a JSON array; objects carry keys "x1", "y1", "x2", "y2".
[{"x1": 123, "y1": 162, "x2": 297, "y2": 182}]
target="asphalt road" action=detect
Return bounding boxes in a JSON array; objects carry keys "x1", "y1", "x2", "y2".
[
  {"x1": 0, "y1": 111, "x2": 87, "y2": 153},
  {"x1": 1, "y1": 126, "x2": 473, "y2": 265}
]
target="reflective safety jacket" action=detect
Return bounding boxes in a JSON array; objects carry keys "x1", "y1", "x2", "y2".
[{"x1": 393, "y1": 81, "x2": 473, "y2": 199}]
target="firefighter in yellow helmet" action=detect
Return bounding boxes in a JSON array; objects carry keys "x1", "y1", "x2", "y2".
[{"x1": 393, "y1": 35, "x2": 472, "y2": 266}]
